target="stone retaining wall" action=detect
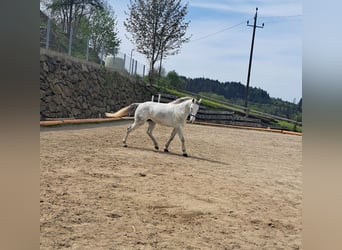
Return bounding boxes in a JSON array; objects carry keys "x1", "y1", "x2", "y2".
[{"x1": 40, "y1": 49, "x2": 156, "y2": 120}]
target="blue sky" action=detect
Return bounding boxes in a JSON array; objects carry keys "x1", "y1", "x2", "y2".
[{"x1": 108, "y1": 0, "x2": 302, "y2": 102}]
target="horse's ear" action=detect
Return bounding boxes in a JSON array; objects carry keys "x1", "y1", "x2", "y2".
[
  {"x1": 198, "y1": 99, "x2": 202, "y2": 103},
  {"x1": 192, "y1": 98, "x2": 195, "y2": 103}
]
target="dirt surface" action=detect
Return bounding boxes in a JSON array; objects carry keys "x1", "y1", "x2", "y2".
[{"x1": 40, "y1": 121, "x2": 302, "y2": 249}]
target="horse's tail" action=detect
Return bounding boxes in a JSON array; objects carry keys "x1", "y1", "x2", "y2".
[{"x1": 105, "y1": 103, "x2": 139, "y2": 118}]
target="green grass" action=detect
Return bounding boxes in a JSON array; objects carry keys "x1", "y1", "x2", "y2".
[{"x1": 275, "y1": 120, "x2": 302, "y2": 132}]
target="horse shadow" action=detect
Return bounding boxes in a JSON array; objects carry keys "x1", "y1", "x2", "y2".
[{"x1": 126, "y1": 145, "x2": 230, "y2": 166}]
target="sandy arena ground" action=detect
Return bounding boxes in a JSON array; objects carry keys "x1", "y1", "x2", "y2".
[{"x1": 40, "y1": 121, "x2": 302, "y2": 249}]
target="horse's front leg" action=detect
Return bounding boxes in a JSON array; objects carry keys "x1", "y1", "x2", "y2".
[
  {"x1": 177, "y1": 127, "x2": 188, "y2": 157},
  {"x1": 147, "y1": 120, "x2": 159, "y2": 150},
  {"x1": 164, "y1": 128, "x2": 177, "y2": 152}
]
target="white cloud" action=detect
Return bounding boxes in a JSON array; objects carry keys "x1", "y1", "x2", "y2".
[{"x1": 189, "y1": 0, "x2": 302, "y2": 17}]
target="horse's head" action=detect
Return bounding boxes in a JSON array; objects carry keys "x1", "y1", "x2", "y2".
[{"x1": 189, "y1": 98, "x2": 201, "y2": 123}]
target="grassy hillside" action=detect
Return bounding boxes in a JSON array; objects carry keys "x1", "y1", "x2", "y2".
[
  {"x1": 156, "y1": 72, "x2": 302, "y2": 130},
  {"x1": 156, "y1": 86, "x2": 302, "y2": 132}
]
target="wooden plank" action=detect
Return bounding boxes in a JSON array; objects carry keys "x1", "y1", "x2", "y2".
[{"x1": 40, "y1": 117, "x2": 122, "y2": 126}]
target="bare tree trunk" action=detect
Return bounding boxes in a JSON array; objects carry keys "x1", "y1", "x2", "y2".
[
  {"x1": 158, "y1": 48, "x2": 163, "y2": 78},
  {"x1": 148, "y1": 61, "x2": 155, "y2": 85},
  {"x1": 149, "y1": 13, "x2": 159, "y2": 85}
]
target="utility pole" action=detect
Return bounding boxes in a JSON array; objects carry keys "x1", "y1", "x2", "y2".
[{"x1": 244, "y1": 7, "x2": 264, "y2": 116}]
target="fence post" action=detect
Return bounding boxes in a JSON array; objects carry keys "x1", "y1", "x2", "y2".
[
  {"x1": 129, "y1": 57, "x2": 132, "y2": 74},
  {"x1": 86, "y1": 37, "x2": 89, "y2": 61},
  {"x1": 143, "y1": 65, "x2": 145, "y2": 78},
  {"x1": 46, "y1": 17, "x2": 50, "y2": 49},
  {"x1": 123, "y1": 54, "x2": 126, "y2": 71},
  {"x1": 131, "y1": 60, "x2": 133, "y2": 75},
  {"x1": 100, "y1": 47, "x2": 104, "y2": 65},
  {"x1": 68, "y1": 26, "x2": 73, "y2": 56},
  {"x1": 130, "y1": 59, "x2": 135, "y2": 75},
  {"x1": 134, "y1": 61, "x2": 137, "y2": 75}
]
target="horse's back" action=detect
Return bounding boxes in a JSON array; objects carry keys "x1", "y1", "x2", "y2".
[{"x1": 135, "y1": 102, "x2": 175, "y2": 126}]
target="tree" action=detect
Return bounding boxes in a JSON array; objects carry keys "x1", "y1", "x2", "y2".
[
  {"x1": 166, "y1": 70, "x2": 186, "y2": 89},
  {"x1": 44, "y1": 0, "x2": 104, "y2": 38},
  {"x1": 42, "y1": 0, "x2": 120, "y2": 59},
  {"x1": 86, "y1": 7, "x2": 121, "y2": 57},
  {"x1": 297, "y1": 97, "x2": 302, "y2": 112},
  {"x1": 124, "y1": 0, "x2": 191, "y2": 85}
]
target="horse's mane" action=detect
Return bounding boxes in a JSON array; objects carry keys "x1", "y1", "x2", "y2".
[{"x1": 169, "y1": 96, "x2": 193, "y2": 104}]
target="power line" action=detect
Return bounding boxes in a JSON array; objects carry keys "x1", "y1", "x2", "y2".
[
  {"x1": 190, "y1": 19, "x2": 252, "y2": 42},
  {"x1": 189, "y1": 14, "x2": 302, "y2": 43}
]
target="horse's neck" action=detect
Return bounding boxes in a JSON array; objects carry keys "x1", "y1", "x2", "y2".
[{"x1": 176, "y1": 100, "x2": 191, "y2": 115}]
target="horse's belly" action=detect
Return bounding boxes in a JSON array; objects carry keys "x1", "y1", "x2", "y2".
[{"x1": 150, "y1": 115, "x2": 173, "y2": 127}]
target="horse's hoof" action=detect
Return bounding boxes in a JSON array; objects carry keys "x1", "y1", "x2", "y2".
[
  {"x1": 183, "y1": 153, "x2": 188, "y2": 157},
  {"x1": 123, "y1": 144, "x2": 127, "y2": 147},
  {"x1": 155, "y1": 146, "x2": 159, "y2": 150},
  {"x1": 164, "y1": 149, "x2": 169, "y2": 153}
]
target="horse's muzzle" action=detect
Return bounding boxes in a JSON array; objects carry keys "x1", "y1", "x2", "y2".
[{"x1": 189, "y1": 114, "x2": 196, "y2": 123}]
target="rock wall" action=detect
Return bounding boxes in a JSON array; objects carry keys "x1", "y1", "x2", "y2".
[{"x1": 40, "y1": 49, "x2": 157, "y2": 120}]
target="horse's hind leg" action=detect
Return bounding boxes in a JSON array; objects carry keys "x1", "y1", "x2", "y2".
[
  {"x1": 147, "y1": 120, "x2": 159, "y2": 150},
  {"x1": 164, "y1": 128, "x2": 177, "y2": 152},
  {"x1": 122, "y1": 119, "x2": 144, "y2": 147}
]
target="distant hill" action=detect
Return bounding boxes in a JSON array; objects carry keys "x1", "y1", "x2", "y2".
[
  {"x1": 184, "y1": 77, "x2": 271, "y2": 104},
  {"x1": 176, "y1": 76, "x2": 301, "y2": 122}
]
